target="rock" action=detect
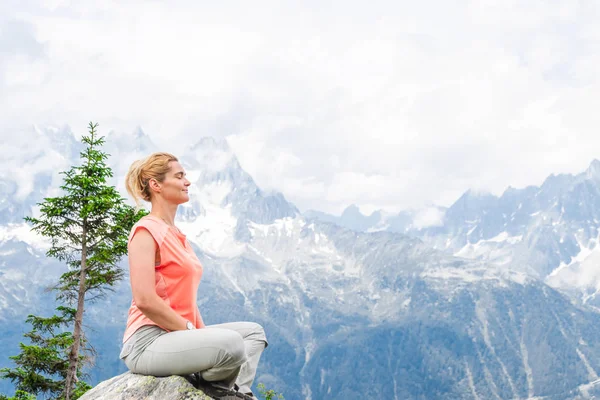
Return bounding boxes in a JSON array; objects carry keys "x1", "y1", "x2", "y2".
[{"x1": 79, "y1": 372, "x2": 212, "y2": 399}]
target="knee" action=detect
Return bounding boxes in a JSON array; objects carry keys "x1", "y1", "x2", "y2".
[
  {"x1": 223, "y1": 331, "x2": 246, "y2": 365},
  {"x1": 247, "y1": 322, "x2": 268, "y2": 348}
]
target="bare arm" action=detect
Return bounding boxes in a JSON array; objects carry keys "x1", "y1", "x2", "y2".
[
  {"x1": 128, "y1": 228, "x2": 189, "y2": 331},
  {"x1": 194, "y1": 305, "x2": 206, "y2": 329}
]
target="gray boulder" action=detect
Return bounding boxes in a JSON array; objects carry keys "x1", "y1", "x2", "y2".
[{"x1": 79, "y1": 372, "x2": 211, "y2": 399}]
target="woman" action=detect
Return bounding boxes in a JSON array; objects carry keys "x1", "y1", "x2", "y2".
[{"x1": 119, "y1": 152, "x2": 268, "y2": 398}]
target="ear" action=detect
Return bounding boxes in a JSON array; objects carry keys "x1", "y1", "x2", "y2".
[{"x1": 148, "y1": 178, "x2": 161, "y2": 193}]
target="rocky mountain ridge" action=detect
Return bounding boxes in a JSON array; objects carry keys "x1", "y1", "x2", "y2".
[{"x1": 1, "y1": 126, "x2": 600, "y2": 399}]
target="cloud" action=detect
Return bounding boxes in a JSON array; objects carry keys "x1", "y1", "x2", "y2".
[
  {"x1": 412, "y1": 207, "x2": 445, "y2": 230},
  {"x1": 1, "y1": 0, "x2": 600, "y2": 215},
  {"x1": 2, "y1": 125, "x2": 73, "y2": 200},
  {"x1": 0, "y1": 15, "x2": 49, "y2": 131}
]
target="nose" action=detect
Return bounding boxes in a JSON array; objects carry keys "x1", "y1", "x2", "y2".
[{"x1": 184, "y1": 178, "x2": 191, "y2": 187}]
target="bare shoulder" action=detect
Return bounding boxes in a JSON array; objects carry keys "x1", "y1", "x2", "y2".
[{"x1": 129, "y1": 227, "x2": 157, "y2": 252}]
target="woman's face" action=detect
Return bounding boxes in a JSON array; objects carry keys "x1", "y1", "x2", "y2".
[{"x1": 154, "y1": 161, "x2": 191, "y2": 204}]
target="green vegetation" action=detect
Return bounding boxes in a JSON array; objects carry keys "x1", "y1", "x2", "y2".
[
  {"x1": 257, "y1": 383, "x2": 285, "y2": 400},
  {"x1": 0, "y1": 123, "x2": 146, "y2": 400},
  {"x1": 0, "y1": 307, "x2": 91, "y2": 399}
]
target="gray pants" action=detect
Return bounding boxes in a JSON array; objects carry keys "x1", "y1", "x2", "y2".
[{"x1": 121, "y1": 322, "x2": 268, "y2": 394}]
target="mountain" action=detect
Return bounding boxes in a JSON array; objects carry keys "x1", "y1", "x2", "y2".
[
  {"x1": 304, "y1": 203, "x2": 445, "y2": 234},
  {"x1": 2, "y1": 127, "x2": 600, "y2": 399},
  {"x1": 308, "y1": 160, "x2": 600, "y2": 308},
  {"x1": 179, "y1": 136, "x2": 299, "y2": 255},
  {"x1": 0, "y1": 125, "x2": 83, "y2": 224}
]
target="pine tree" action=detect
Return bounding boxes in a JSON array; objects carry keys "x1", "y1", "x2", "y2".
[
  {"x1": 19, "y1": 122, "x2": 147, "y2": 399},
  {"x1": 0, "y1": 391, "x2": 36, "y2": 400},
  {"x1": 0, "y1": 307, "x2": 91, "y2": 399}
]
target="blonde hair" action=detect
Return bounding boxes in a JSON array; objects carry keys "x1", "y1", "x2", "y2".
[{"x1": 125, "y1": 152, "x2": 179, "y2": 207}]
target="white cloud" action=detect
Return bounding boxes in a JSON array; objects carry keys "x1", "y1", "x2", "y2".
[
  {"x1": 1, "y1": 0, "x2": 600, "y2": 215},
  {"x1": 2, "y1": 125, "x2": 73, "y2": 200},
  {"x1": 412, "y1": 207, "x2": 445, "y2": 230}
]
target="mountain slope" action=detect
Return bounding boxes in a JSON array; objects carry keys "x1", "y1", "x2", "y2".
[
  {"x1": 308, "y1": 160, "x2": 600, "y2": 307},
  {"x1": 2, "y1": 128, "x2": 600, "y2": 399}
]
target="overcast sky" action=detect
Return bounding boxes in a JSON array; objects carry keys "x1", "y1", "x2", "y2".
[{"x1": 2, "y1": 0, "x2": 600, "y2": 215}]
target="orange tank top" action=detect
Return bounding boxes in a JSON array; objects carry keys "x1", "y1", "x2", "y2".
[{"x1": 122, "y1": 215, "x2": 205, "y2": 343}]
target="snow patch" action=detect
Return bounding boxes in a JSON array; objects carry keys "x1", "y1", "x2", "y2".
[
  {"x1": 577, "y1": 348, "x2": 599, "y2": 382},
  {"x1": 546, "y1": 232, "x2": 600, "y2": 292},
  {"x1": 465, "y1": 360, "x2": 481, "y2": 400},
  {"x1": 179, "y1": 181, "x2": 244, "y2": 257},
  {"x1": 454, "y1": 232, "x2": 522, "y2": 261}
]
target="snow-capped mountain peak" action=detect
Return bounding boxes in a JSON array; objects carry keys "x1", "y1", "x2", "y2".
[
  {"x1": 5, "y1": 127, "x2": 600, "y2": 399},
  {"x1": 584, "y1": 159, "x2": 600, "y2": 181}
]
